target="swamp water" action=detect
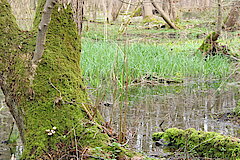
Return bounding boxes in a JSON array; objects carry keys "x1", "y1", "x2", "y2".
[
  {"x1": 1, "y1": 81, "x2": 240, "y2": 159},
  {"x1": 98, "y1": 80, "x2": 240, "y2": 156},
  {"x1": 0, "y1": 90, "x2": 22, "y2": 160},
  {"x1": 0, "y1": 90, "x2": 13, "y2": 160}
]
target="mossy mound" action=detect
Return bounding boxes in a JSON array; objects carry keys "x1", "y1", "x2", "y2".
[
  {"x1": 198, "y1": 32, "x2": 231, "y2": 57},
  {"x1": 152, "y1": 128, "x2": 240, "y2": 159}
]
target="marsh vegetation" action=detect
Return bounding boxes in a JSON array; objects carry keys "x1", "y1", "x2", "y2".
[{"x1": 1, "y1": 0, "x2": 240, "y2": 159}]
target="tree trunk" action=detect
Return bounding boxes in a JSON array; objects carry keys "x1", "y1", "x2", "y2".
[
  {"x1": 162, "y1": 0, "x2": 177, "y2": 21},
  {"x1": 111, "y1": 0, "x2": 123, "y2": 21},
  {"x1": 169, "y1": 0, "x2": 177, "y2": 20},
  {"x1": 151, "y1": 0, "x2": 178, "y2": 29},
  {"x1": 106, "y1": 0, "x2": 113, "y2": 22},
  {"x1": 101, "y1": 0, "x2": 122, "y2": 22},
  {"x1": 0, "y1": 0, "x2": 112, "y2": 158},
  {"x1": 143, "y1": 0, "x2": 153, "y2": 19},
  {"x1": 162, "y1": 0, "x2": 170, "y2": 15},
  {"x1": 197, "y1": 0, "x2": 239, "y2": 57},
  {"x1": 223, "y1": 0, "x2": 240, "y2": 30},
  {"x1": 216, "y1": 0, "x2": 222, "y2": 34}
]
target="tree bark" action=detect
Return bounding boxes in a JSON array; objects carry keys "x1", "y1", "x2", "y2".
[
  {"x1": 169, "y1": 0, "x2": 177, "y2": 20},
  {"x1": 223, "y1": 0, "x2": 240, "y2": 30},
  {"x1": 151, "y1": 0, "x2": 178, "y2": 29},
  {"x1": 143, "y1": 0, "x2": 153, "y2": 19},
  {"x1": 216, "y1": 0, "x2": 222, "y2": 34},
  {"x1": 0, "y1": 0, "x2": 112, "y2": 158},
  {"x1": 111, "y1": 0, "x2": 123, "y2": 21}
]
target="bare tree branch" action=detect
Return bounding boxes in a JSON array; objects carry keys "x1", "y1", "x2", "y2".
[{"x1": 32, "y1": 0, "x2": 58, "y2": 64}]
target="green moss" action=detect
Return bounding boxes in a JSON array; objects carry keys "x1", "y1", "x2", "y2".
[
  {"x1": 1, "y1": 1, "x2": 146, "y2": 159},
  {"x1": 33, "y1": 0, "x2": 46, "y2": 27},
  {"x1": 153, "y1": 128, "x2": 240, "y2": 159},
  {"x1": 0, "y1": 0, "x2": 33, "y2": 104},
  {"x1": 142, "y1": 17, "x2": 161, "y2": 24},
  {"x1": 1, "y1": 0, "x2": 110, "y2": 159},
  {"x1": 198, "y1": 32, "x2": 219, "y2": 54},
  {"x1": 133, "y1": 7, "x2": 142, "y2": 17},
  {"x1": 90, "y1": 142, "x2": 140, "y2": 159},
  {"x1": 21, "y1": 4, "x2": 110, "y2": 158}
]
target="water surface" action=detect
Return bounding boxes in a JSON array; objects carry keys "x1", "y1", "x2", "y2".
[{"x1": 98, "y1": 81, "x2": 240, "y2": 156}]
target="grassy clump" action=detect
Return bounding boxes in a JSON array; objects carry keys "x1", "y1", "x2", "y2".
[
  {"x1": 152, "y1": 128, "x2": 240, "y2": 159},
  {"x1": 81, "y1": 39, "x2": 231, "y2": 87},
  {"x1": 81, "y1": 18, "x2": 239, "y2": 88}
]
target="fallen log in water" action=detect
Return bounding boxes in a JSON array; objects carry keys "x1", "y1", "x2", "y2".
[{"x1": 152, "y1": 128, "x2": 240, "y2": 159}]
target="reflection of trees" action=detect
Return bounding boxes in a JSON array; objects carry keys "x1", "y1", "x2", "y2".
[{"x1": 100, "y1": 85, "x2": 240, "y2": 152}]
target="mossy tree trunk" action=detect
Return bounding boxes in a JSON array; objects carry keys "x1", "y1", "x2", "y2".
[
  {"x1": 0, "y1": 0, "x2": 113, "y2": 159},
  {"x1": 198, "y1": 0, "x2": 232, "y2": 57}
]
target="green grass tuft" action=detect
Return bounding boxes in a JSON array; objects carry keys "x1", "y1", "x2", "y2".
[{"x1": 81, "y1": 39, "x2": 231, "y2": 87}]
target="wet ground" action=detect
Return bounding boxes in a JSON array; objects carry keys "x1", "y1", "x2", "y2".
[
  {"x1": 1, "y1": 80, "x2": 240, "y2": 159},
  {"x1": 98, "y1": 80, "x2": 240, "y2": 157}
]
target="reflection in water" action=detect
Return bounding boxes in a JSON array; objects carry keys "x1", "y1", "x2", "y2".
[
  {"x1": 99, "y1": 82, "x2": 240, "y2": 155},
  {"x1": 0, "y1": 90, "x2": 13, "y2": 160},
  {"x1": 0, "y1": 90, "x2": 23, "y2": 160},
  {"x1": 1, "y1": 82, "x2": 240, "y2": 158}
]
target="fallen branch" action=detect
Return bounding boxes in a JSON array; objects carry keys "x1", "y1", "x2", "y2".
[{"x1": 150, "y1": 0, "x2": 178, "y2": 30}]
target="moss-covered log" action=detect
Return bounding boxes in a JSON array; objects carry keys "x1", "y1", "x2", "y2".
[
  {"x1": 152, "y1": 128, "x2": 240, "y2": 159},
  {"x1": 0, "y1": 0, "x2": 141, "y2": 159}
]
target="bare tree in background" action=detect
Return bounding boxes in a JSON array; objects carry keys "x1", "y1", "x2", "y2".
[
  {"x1": 198, "y1": 0, "x2": 236, "y2": 57},
  {"x1": 81, "y1": 0, "x2": 123, "y2": 22},
  {"x1": 72, "y1": 0, "x2": 84, "y2": 33},
  {"x1": 143, "y1": 0, "x2": 153, "y2": 19},
  {"x1": 223, "y1": 0, "x2": 240, "y2": 30},
  {"x1": 111, "y1": 0, "x2": 123, "y2": 21}
]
